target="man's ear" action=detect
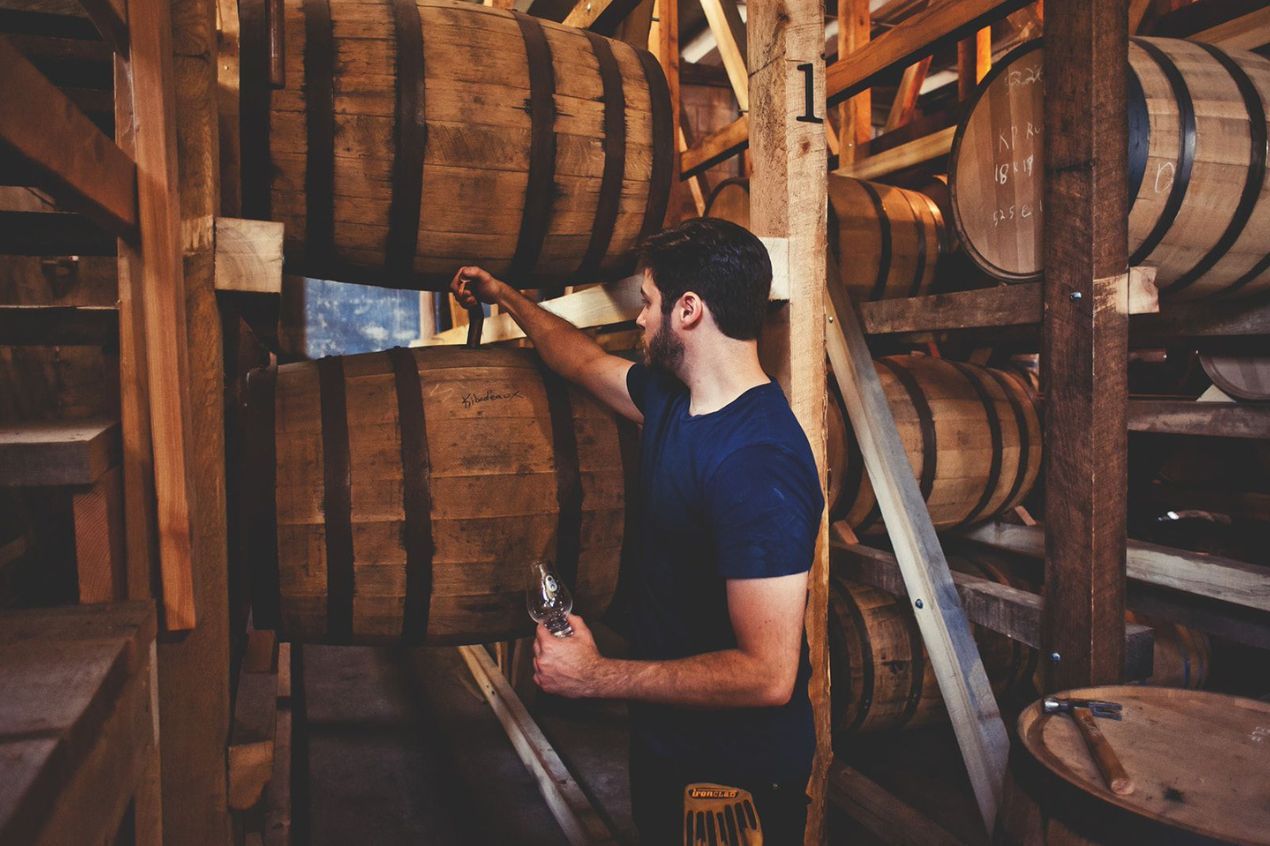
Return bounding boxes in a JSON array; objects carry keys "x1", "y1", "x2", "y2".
[{"x1": 678, "y1": 292, "x2": 705, "y2": 330}]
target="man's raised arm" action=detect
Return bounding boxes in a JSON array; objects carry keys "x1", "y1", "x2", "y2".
[{"x1": 450, "y1": 266, "x2": 641, "y2": 424}]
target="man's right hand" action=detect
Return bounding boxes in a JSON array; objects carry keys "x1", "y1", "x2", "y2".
[{"x1": 450, "y1": 265, "x2": 505, "y2": 309}]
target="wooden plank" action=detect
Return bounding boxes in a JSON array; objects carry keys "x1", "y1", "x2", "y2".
[
  {"x1": 0, "y1": 36, "x2": 137, "y2": 239},
  {"x1": 1132, "y1": 297, "x2": 1270, "y2": 340},
  {"x1": 656, "y1": 0, "x2": 680, "y2": 226},
  {"x1": 883, "y1": 56, "x2": 932, "y2": 132},
  {"x1": 1128, "y1": 399, "x2": 1270, "y2": 440},
  {"x1": 830, "y1": 528, "x2": 1155, "y2": 679},
  {"x1": 828, "y1": 762, "x2": 970, "y2": 846},
  {"x1": 837, "y1": 0, "x2": 871, "y2": 167},
  {"x1": 1129, "y1": 0, "x2": 1153, "y2": 33},
  {"x1": 1191, "y1": 6, "x2": 1270, "y2": 50},
  {"x1": 825, "y1": 282, "x2": 1008, "y2": 830},
  {"x1": 680, "y1": 114, "x2": 748, "y2": 178},
  {"x1": 126, "y1": 0, "x2": 198, "y2": 633},
  {"x1": 699, "y1": 0, "x2": 747, "y2": 112},
  {"x1": 0, "y1": 304, "x2": 118, "y2": 345},
  {"x1": 457, "y1": 645, "x2": 619, "y2": 846},
  {"x1": 77, "y1": 0, "x2": 128, "y2": 54},
  {"x1": 834, "y1": 125, "x2": 954, "y2": 180},
  {"x1": 826, "y1": 0, "x2": 1031, "y2": 105},
  {"x1": 560, "y1": 0, "x2": 644, "y2": 36},
  {"x1": 422, "y1": 274, "x2": 643, "y2": 346},
  {"x1": 0, "y1": 211, "x2": 117, "y2": 255},
  {"x1": 0, "y1": 419, "x2": 119, "y2": 487},
  {"x1": 214, "y1": 217, "x2": 284, "y2": 294},
  {"x1": 960, "y1": 522, "x2": 1270, "y2": 614},
  {"x1": 957, "y1": 26, "x2": 991, "y2": 101},
  {"x1": 746, "y1": 3, "x2": 828, "y2": 840},
  {"x1": 73, "y1": 465, "x2": 127, "y2": 604},
  {"x1": 1041, "y1": 0, "x2": 1129, "y2": 692}
]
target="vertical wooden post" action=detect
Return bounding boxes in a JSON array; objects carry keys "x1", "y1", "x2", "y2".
[
  {"x1": 957, "y1": 27, "x2": 992, "y2": 101},
  {"x1": 747, "y1": 2, "x2": 828, "y2": 842},
  {"x1": 1041, "y1": 0, "x2": 1129, "y2": 691},
  {"x1": 836, "y1": 0, "x2": 870, "y2": 166},
  {"x1": 161, "y1": 0, "x2": 233, "y2": 838}
]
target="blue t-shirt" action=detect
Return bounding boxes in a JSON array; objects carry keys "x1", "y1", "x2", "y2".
[{"x1": 624, "y1": 362, "x2": 823, "y2": 783}]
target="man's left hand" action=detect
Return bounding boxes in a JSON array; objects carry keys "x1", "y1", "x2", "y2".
[{"x1": 533, "y1": 614, "x2": 603, "y2": 698}]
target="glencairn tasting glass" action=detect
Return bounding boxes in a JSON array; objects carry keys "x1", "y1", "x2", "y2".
[{"x1": 527, "y1": 560, "x2": 574, "y2": 638}]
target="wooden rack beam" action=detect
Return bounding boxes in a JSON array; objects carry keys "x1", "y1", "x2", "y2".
[
  {"x1": 960, "y1": 521, "x2": 1270, "y2": 614},
  {"x1": 0, "y1": 304, "x2": 119, "y2": 345},
  {"x1": 76, "y1": 0, "x2": 128, "y2": 54},
  {"x1": 1132, "y1": 296, "x2": 1270, "y2": 340},
  {"x1": 825, "y1": 0, "x2": 1031, "y2": 105},
  {"x1": 829, "y1": 763, "x2": 970, "y2": 846},
  {"x1": 680, "y1": 114, "x2": 748, "y2": 178},
  {"x1": 560, "y1": 0, "x2": 644, "y2": 35},
  {"x1": 831, "y1": 529, "x2": 1155, "y2": 679},
  {"x1": 1128, "y1": 399, "x2": 1270, "y2": 440},
  {"x1": 0, "y1": 36, "x2": 137, "y2": 240}
]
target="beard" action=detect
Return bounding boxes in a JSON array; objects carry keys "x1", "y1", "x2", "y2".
[{"x1": 644, "y1": 319, "x2": 684, "y2": 374}]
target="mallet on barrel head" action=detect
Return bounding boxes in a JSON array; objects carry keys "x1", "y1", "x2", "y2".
[{"x1": 1044, "y1": 697, "x2": 1135, "y2": 796}]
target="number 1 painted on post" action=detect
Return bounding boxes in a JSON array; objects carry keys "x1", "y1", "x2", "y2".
[{"x1": 796, "y1": 63, "x2": 823, "y2": 124}]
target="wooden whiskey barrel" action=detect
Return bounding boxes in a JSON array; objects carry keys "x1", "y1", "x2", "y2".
[
  {"x1": 703, "y1": 175, "x2": 946, "y2": 300},
  {"x1": 1006, "y1": 687, "x2": 1270, "y2": 845},
  {"x1": 243, "y1": 346, "x2": 631, "y2": 645},
  {"x1": 829, "y1": 566, "x2": 1030, "y2": 735},
  {"x1": 950, "y1": 38, "x2": 1270, "y2": 300},
  {"x1": 239, "y1": 0, "x2": 673, "y2": 291},
  {"x1": 826, "y1": 356, "x2": 1042, "y2": 531}
]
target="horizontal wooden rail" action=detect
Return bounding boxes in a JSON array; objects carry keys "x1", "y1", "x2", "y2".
[
  {"x1": 0, "y1": 210, "x2": 118, "y2": 255},
  {"x1": 830, "y1": 527, "x2": 1155, "y2": 679},
  {"x1": 835, "y1": 126, "x2": 955, "y2": 181},
  {"x1": 0, "y1": 304, "x2": 119, "y2": 345},
  {"x1": 826, "y1": 0, "x2": 1031, "y2": 105},
  {"x1": 681, "y1": 115, "x2": 748, "y2": 178},
  {"x1": 1128, "y1": 399, "x2": 1270, "y2": 440},
  {"x1": 960, "y1": 521, "x2": 1270, "y2": 613},
  {"x1": 829, "y1": 762, "x2": 970, "y2": 846},
  {"x1": 1192, "y1": 6, "x2": 1270, "y2": 51},
  {"x1": 1132, "y1": 297, "x2": 1270, "y2": 340},
  {"x1": 0, "y1": 35, "x2": 137, "y2": 240},
  {"x1": 861, "y1": 270, "x2": 1158, "y2": 336}
]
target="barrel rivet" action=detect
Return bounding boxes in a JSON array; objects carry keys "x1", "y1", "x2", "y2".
[
  {"x1": 1070, "y1": 291, "x2": 1083, "y2": 302},
  {"x1": 1050, "y1": 651, "x2": 1062, "y2": 663},
  {"x1": 914, "y1": 598, "x2": 924, "y2": 609}
]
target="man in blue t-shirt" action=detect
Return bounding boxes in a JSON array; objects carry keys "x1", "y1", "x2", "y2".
[{"x1": 450, "y1": 218, "x2": 823, "y2": 845}]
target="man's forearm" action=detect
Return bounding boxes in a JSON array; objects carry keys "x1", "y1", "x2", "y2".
[
  {"x1": 494, "y1": 286, "x2": 607, "y2": 381},
  {"x1": 588, "y1": 651, "x2": 794, "y2": 709}
]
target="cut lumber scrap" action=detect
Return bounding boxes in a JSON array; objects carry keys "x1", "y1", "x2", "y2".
[
  {"x1": 960, "y1": 522, "x2": 1270, "y2": 614},
  {"x1": 0, "y1": 210, "x2": 117, "y2": 255},
  {"x1": 214, "y1": 217, "x2": 284, "y2": 294},
  {"x1": 457, "y1": 644, "x2": 619, "y2": 846},
  {"x1": 229, "y1": 629, "x2": 279, "y2": 811},
  {"x1": 825, "y1": 275, "x2": 1008, "y2": 831},
  {"x1": 0, "y1": 601, "x2": 159, "y2": 846},
  {"x1": 1191, "y1": 6, "x2": 1270, "y2": 51},
  {"x1": 0, "y1": 36, "x2": 137, "y2": 239},
  {"x1": 0, "y1": 305, "x2": 118, "y2": 345},
  {"x1": 77, "y1": 0, "x2": 128, "y2": 54},
  {"x1": 826, "y1": 0, "x2": 1031, "y2": 104},
  {"x1": 830, "y1": 527, "x2": 1155, "y2": 679},
  {"x1": 680, "y1": 115, "x2": 748, "y2": 178},
  {"x1": 420, "y1": 275, "x2": 643, "y2": 346},
  {"x1": 560, "y1": 0, "x2": 643, "y2": 35},
  {"x1": 1128, "y1": 400, "x2": 1270, "y2": 440},
  {"x1": 828, "y1": 762, "x2": 969, "y2": 846},
  {"x1": 0, "y1": 419, "x2": 120, "y2": 487},
  {"x1": 835, "y1": 125, "x2": 954, "y2": 181}
]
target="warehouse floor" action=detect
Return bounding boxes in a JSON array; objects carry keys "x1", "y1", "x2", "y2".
[{"x1": 302, "y1": 644, "x2": 637, "y2": 845}]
